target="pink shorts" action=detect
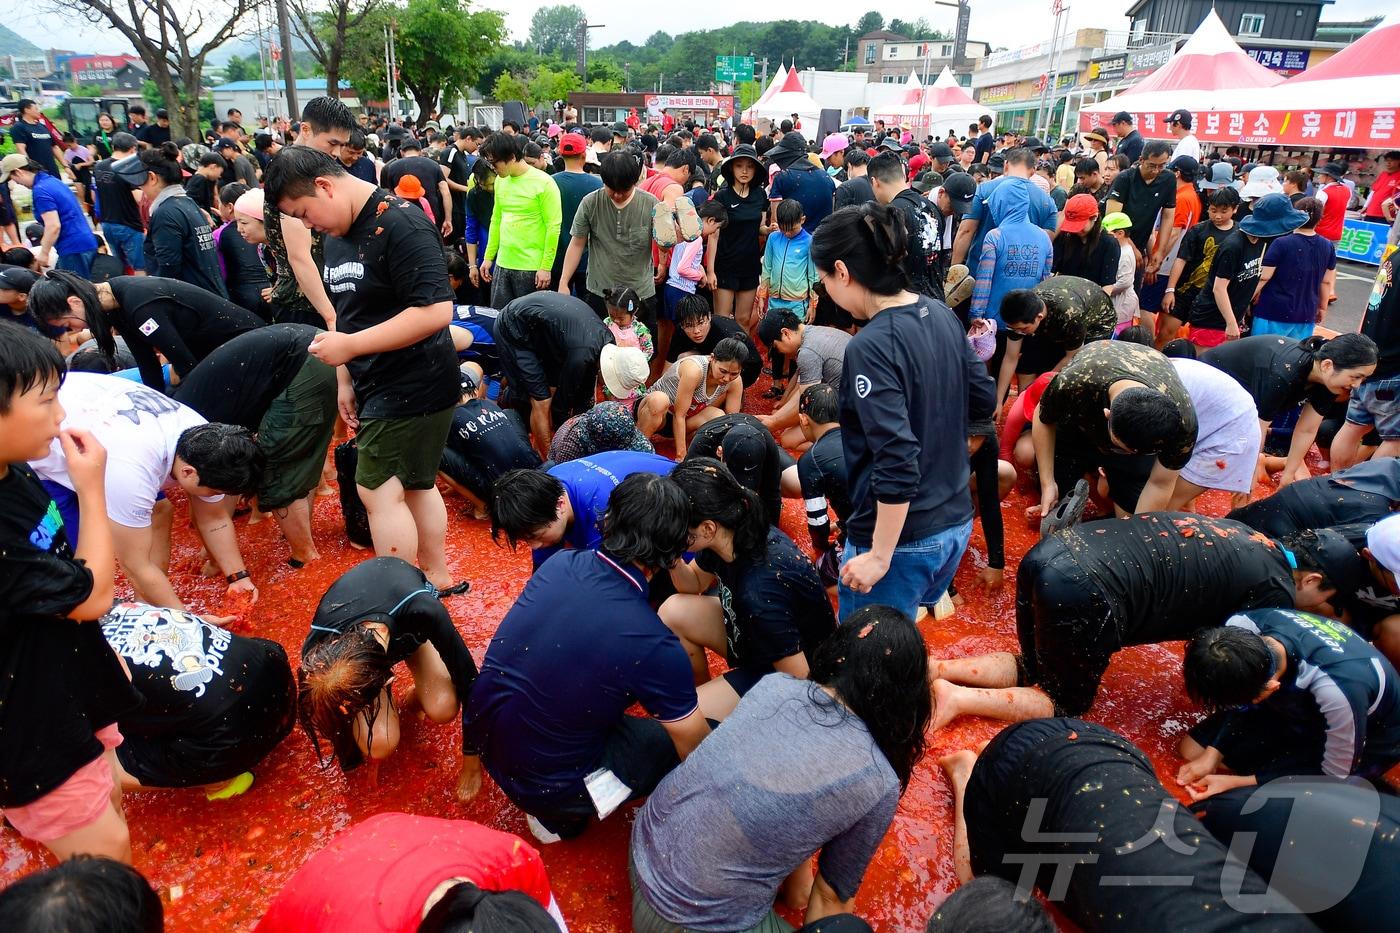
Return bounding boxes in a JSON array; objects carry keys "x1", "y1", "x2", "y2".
[{"x1": 1, "y1": 724, "x2": 122, "y2": 844}]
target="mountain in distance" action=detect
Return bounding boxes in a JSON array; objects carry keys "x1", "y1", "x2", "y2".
[{"x1": 0, "y1": 23, "x2": 43, "y2": 59}]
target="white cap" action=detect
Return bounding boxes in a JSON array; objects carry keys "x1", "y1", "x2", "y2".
[
  {"x1": 599, "y1": 344, "x2": 649, "y2": 399},
  {"x1": 1366, "y1": 513, "x2": 1400, "y2": 572}
]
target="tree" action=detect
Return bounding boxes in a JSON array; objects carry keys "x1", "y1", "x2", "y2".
[
  {"x1": 47, "y1": 0, "x2": 254, "y2": 138},
  {"x1": 491, "y1": 72, "x2": 528, "y2": 103},
  {"x1": 337, "y1": 3, "x2": 393, "y2": 98},
  {"x1": 290, "y1": 0, "x2": 380, "y2": 94},
  {"x1": 221, "y1": 53, "x2": 261, "y2": 84},
  {"x1": 394, "y1": 0, "x2": 505, "y2": 123},
  {"x1": 477, "y1": 46, "x2": 536, "y2": 98},
  {"x1": 529, "y1": 64, "x2": 578, "y2": 104},
  {"x1": 855, "y1": 11, "x2": 884, "y2": 35},
  {"x1": 527, "y1": 4, "x2": 584, "y2": 57}
]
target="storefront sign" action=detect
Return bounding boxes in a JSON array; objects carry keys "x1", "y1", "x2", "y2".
[
  {"x1": 1338, "y1": 218, "x2": 1390, "y2": 266},
  {"x1": 979, "y1": 84, "x2": 1017, "y2": 104},
  {"x1": 1243, "y1": 47, "x2": 1310, "y2": 76},
  {"x1": 1124, "y1": 43, "x2": 1175, "y2": 79},
  {"x1": 644, "y1": 95, "x2": 735, "y2": 115},
  {"x1": 1080, "y1": 106, "x2": 1398, "y2": 149},
  {"x1": 984, "y1": 41, "x2": 1051, "y2": 69},
  {"x1": 1089, "y1": 55, "x2": 1126, "y2": 82}
]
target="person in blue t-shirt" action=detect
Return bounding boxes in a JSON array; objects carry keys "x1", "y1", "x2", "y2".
[
  {"x1": 1181, "y1": 607, "x2": 1400, "y2": 798},
  {"x1": 951, "y1": 147, "x2": 1058, "y2": 271},
  {"x1": 488, "y1": 449, "x2": 676, "y2": 568},
  {"x1": 3, "y1": 157, "x2": 99, "y2": 277},
  {"x1": 465, "y1": 472, "x2": 709, "y2": 841}
]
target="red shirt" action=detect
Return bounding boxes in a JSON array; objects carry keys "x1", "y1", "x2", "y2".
[
  {"x1": 255, "y1": 814, "x2": 555, "y2": 932},
  {"x1": 1317, "y1": 181, "x2": 1349, "y2": 242},
  {"x1": 1365, "y1": 170, "x2": 1400, "y2": 219}
]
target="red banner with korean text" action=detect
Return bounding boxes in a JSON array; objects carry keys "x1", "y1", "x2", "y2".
[{"x1": 1079, "y1": 106, "x2": 1397, "y2": 149}]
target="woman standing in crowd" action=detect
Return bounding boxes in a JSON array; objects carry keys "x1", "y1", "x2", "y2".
[
  {"x1": 92, "y1": 111, "x2": 119, "y2": 160},
  {"x1": 27, "y1": 270, "x2": 264, "y2": 392},
  {"x1": 137, "y1": 142, "x2": 228, "y2": 297},
  {"x1": 1051, "y1": 193, "x2": 1119, "y2": 286},
  {"x1": 709, "y1": 145, "x2": 770, "y2": 330}
]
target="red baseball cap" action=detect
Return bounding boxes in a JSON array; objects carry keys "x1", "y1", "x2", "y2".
[
  {"x1": 558, "y1": 133, "x2": 587, "y2": 156},
  {"x1": 1060, "y1": 193, "x2": 1101, "y2": 234}
]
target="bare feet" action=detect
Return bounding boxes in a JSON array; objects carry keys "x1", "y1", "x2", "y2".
[
  {"x1": 931, "y1": 678, "x2": 961, "y2": 732},
  {"x1": 938, "y1": 748, "x2": 978, "y2": 786}
]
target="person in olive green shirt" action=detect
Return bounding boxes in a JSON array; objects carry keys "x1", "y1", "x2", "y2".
[{"x1": 480, "y1": 134, "x2": 562, "y2": 309}]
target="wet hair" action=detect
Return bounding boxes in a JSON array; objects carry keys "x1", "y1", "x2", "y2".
[
  {"x1": 925, "y1": 876, "x2": 1053, "y2": 932},
  {"x1": 670, "y1": 457, "x2": 767, "y2": 561},
  {"x1": 263, "y1": 146, "x2": 347, "y2": 203},
  {"x1": 417, "y1": 881, "x2": 557, "y2": 933},
  {"x1": 867, "y1": 151, "x2": 905, "y2": 185},
  {"x1": 175, "y1": 423, "x2": 265, "y2": 494},
  {"x1": 1184, "y1": 625, "x2": 1274, "y2": 708},
  {"x1": 523, "y1": 141, "x2": 542, "y2": 161},
  {"x1": 775, "y1": 198, "x2": 804, "y2": 229},
  {"x1": 1293, "y1": 195, "x2": 1322, "y2": 229},
  {"x1": 1074, "y1": 157, "x2": 1100, "y2": 178},
  {"x1": 696, "y1": 133, "x2": 719, "y2": 152},
  {"x1": 1302, "y1": 332, "x2": 1377, "y2": 373},
  {"x1": 298, "y1": 626, "x2": 394, "y2": 768},
  {"x1": 28, "y1": 270, "x2": 117, "y2": 358},
  {"x1": 346, "y1": 129, "x2": 367, "y2": 150},
  {"x1": 489, "y1": 469, "x2": 565, "y2": 549},
  {"x1": 811, "y1": 202, "x2": 910, "y2": 296},
  {"x1": 710, "y1": 336, "x2": 749, "y2": 365},
  {"x1": 799, "y1": 383, "x2": 839, "y2": 424},
  {"x1": 1115, "y1": 324, "x2": 1155, "y2": 347},
  {"x1": 445, "y1": 249, "x2": 469, "y2": 283},
  {"x1": 66, "y1": 347, "x2": 122, "y2": 374},
  {"x1": 198, "y1": 151, "x2": 227, "y2": 171},
  {"x1": 482, "y1": 132, "x2": 525, "y2": 164},
  {"x1": 600, "y1": 471, "x2": 690, "y2": 571},
  {"x1": 600, "y1": 150, "x2": 642, "y2": 192},
  {"x1": 1142, "y1": 139, "x2": 1173, "y2": 161},
  {"x1": 809, "y1": 605, "x2": 931, "y2": 791},
  {"x1": 0, "y1": 855, "x2": 163, "y2": 933},
  {"x1": 697, "y1": 199, "x2": 728, "y2": 227},
  {"x1": 664, "y1": 148, "x2": 690, "y2": 171},
  {"x1": 998, "y1": 289, "x2": 1044, "y2": 326},
  {"x1": 735, "y1": 124, "x2": 756, "y2": 145},
  {"x1": 604, "y1": 286, "x2": 641, "y2": 320},
  {"x1": 2, "y1": 246, "x2": 35, "y2": 268},
  {"x1": 845, "y1": 149, "x2": 870, "y2": 168},
  {"x1": 1108, "y1": 387, "x2": 1182, "y2": 453},
  {"x1": 1160, "y1": 338, "x2": 1198, "y2": 360},
  {"x1": 0, "y1": 323, "x2": 64, "y2": 414},
  {"x1": 137, "y1": 141, "x2": 184, "y2": 185},
  {"x1": 1004, "y1": 148, "x2": 1035, "y2": 171},
  {"x1": 220, "y1": 182, "x2": 249, "y2": 208},
  {"x1": 1207, "y1": 187, "x2": 1241, "y2": 208},
  {"x1": 675, "y1": 293, "x2": 712, "y2": 326},
  {"x1": 300, "y1": 95, "x2": 355, "y2": 134},
  {"x1": 255, "y1": 133, "x2": 276, "y2": 152}
]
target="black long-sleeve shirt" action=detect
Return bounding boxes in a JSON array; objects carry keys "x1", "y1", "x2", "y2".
[
  {"x1": 838, "y1": 295, "x2": 996, "y2": 546},
  {"x1": 144, "y1": 193, "x2": 229, "y2": 298}
]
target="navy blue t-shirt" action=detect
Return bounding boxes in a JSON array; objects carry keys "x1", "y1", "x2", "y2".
[
  {"x1": 465, "y1": 548, "x2": 698, "y2": 807},
  {"x1": 536, "y1": 450, "x2": 677, "y2": 567},
  {"x1": 551, "y1": 170, "x2": 604, "y2": 278},
  {"x1": 769, "y1": 164, "x2": 836, "y2": 234}
]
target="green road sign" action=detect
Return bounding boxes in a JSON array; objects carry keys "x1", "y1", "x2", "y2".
[{"x1": 715, "y1": 55, "x2": 755, "y2": 83}]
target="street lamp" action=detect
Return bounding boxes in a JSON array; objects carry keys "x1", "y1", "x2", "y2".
[{"x1": 624, "y1": 62, "x2": 630, "y2": 93}]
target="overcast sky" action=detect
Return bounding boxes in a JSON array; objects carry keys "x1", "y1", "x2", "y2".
[{"x1": 0, "y1": 0, "x2": 1391, "y2": 63}]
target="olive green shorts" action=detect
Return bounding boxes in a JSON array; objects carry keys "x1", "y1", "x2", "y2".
[
  {"x1": 354, "y1": 405, "x2": 455, "y2": 491},
  {"x1": 256, "y1": 356, "x2": 338, "y2": 510}
]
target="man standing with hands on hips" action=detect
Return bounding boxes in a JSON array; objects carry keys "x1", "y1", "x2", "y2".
[{"x1": 265, "y1": 147, "x2": 460, "y2": 590}]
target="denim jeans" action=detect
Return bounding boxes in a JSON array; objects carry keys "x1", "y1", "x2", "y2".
[
  {"x1": 837, "y1": 518, "x2": 974, "y2": 622},
  {"x1": 101, "y1": 222, "x2": 146, "y2": 271},
  {"x1": 55, "y1": 249, "x2": 96, "y2": 278}
]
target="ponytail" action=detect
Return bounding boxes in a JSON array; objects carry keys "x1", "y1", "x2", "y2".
[
  {"x1": 671, "y1": 457, "x2": 768, "y2": 561},
  {"x1": 810, "y1": 201, "x2": 910, "y2": 296},
  {"x1": 137, "y1": 141, "x2": 184, "y2": 186},
  {"x1": 1303, "y1": 333, "x2": 1377, "y2": 372}
]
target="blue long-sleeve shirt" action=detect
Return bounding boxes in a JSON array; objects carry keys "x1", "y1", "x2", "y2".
[
  {"x1": 838, "y1": 295, "x2": 996, "y2": 547},
  {"x1": 533, "y1": 451, "x2": 677, "y2": 569}
]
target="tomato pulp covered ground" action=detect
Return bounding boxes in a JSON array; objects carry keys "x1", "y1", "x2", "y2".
[{"x1": 1, "y1": 384, "x2": 1254, "y2": 931}]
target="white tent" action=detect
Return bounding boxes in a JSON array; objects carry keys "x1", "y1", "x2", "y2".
[
  {"x1": 744, "y1": 67, "x2": 824, "y2": 141},
  {"x1": 871, "y1": 67, "x2": 982, "y2": 134},
  {"x1": 741, "y1": 64, "x2": 788, "y2": 123}
]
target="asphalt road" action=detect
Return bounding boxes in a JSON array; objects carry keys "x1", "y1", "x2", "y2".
[{"x1": 1324, "y1": 259, "x2": 1382, "y2": 334}]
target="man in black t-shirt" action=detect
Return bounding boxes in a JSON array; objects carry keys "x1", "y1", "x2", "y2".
[
  {"x1": 940, "y1": 719, "x2": 1310, "y2": 932},
  {"x1": 380, "y1": 140, "x2": 452, "y2": 239},
  {"x1": 1106, "y1": 139, "x2": 1176, "y2": 286},
  {"x1": 438, "y1": 362, "x2": 541, "y2": 517},
  {"x1": 175, "y1": 324, "x2": 336, "y2": 567},
  {"x1": 928, "y1": 513, "x2": 1340, "y2": 726},
  {"x1": 264, "y1": 146, "x2": 459, "y2": 590},
  {"x1": 668, "y1": 295, "x2": 761, "y2": 386},
  {"x1": 781, "y1": 384, "x2": 849, "y2": 586},
  {"x1": 973, "y1": 115, "x2": 995, "y2": 164},
  {"x1": 8, "y1": 99, "x2": 64, "y2": 177},
  {"x1": 1188, "y1": 228, "x2": 1266, "y2": 343},
  {"x1": 92, "y1": 132, "x2": 146, "y2": 274}
]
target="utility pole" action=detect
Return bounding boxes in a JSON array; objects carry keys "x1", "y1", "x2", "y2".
[
  {"x1": 624, "y1": 62, "x2": 630, "y2": 93},
  {"x1": 758, "y1": 57, "x2": 769, "y2": 92},
  {"x1": 576, "y1": 19, "x2": 605, "y2": 87},
  {"x1": 275, "y1": 0, "x2": 298, "y2": 119},
  {"x1": 1035, "y1": 0, "x2": 1068, "y2": 137},
  {"x1": 843, "y1": 35, "x2": 850, "y2": 67}
]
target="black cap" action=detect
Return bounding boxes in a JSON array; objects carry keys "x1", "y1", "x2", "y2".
[
  {"x1": 942, "y1": 172, "x2": 977, "y2": 217},
  {"x1": 716, "y1": 422, "x2": 769, "y2": 493},
  {"x1": 912, "y1": 170, "x2": 943, "y2": 193},
  {"x1": 987, "y1": 153, "x2": 1006, "y2": 174},
  {"x1": 1022, "y1": 136, "x2": 1049, "y2": 153},
  {"x1": 929, "y1": 141, "x2": 954, "y2": 161},
  {"x1": 1166, "y1": 108, "x2": 1193, "y2": 129},
  {"x1": 0, "y1": 265, "x2": 38, "y2": 293},
  {"x1": 1290, "y1": 528, "x2": 1372, "y2": 599},
  {"x1": 1383, "y1": 150, "x2": 1400, "y2": 161},
  {"x1": 1314, "y1": 161, "x2": 1346, "y2": 179},
  {"x1": 1111, "y1": 110, "x2": 1133, "y2": 125},
  {"x1": 1168, "y1": 154, "x2": 1201, "y2": 181},
  {"x1": 400, "y1": 137, "x2": 423, "y2": 152}
]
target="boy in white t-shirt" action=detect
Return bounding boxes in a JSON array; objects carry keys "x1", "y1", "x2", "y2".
[{"x1": 29, "y1": 372, "x2": 264, "y2": 612}]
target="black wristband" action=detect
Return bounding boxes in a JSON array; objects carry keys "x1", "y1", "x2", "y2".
[{"x1": 226, "y1": 570, "x2": 250, "y2": 584}]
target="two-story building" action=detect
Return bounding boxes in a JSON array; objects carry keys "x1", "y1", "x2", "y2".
[
  {"x1": 1126, "y1": 0, "x2": 1331, "y2": 43},
  {"x1": 854, "y1": 30, "x2": 989, "y2": 86}
]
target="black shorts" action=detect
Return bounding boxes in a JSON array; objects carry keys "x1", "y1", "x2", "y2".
[
  {"x1": 522, "y1": 715, "x2": 681, "y2": 839},
  {"x1": 1053, "y1": 437, "x2": 1156, "y2": 513},
  {"x1": 116, "y1": 638, "x2": 295, "y2": 787},
  {"x1": 1015, "y1": 539, "x2": 1119, "y2": 716}
]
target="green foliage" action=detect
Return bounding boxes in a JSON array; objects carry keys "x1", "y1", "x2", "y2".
[
  {"x1": 527, "y1": 4, "x2": 585, "y2": 57},
  {"x1": 491, "y1": 72, "x2": 529, "y2": 103},
  {"x1": 222, "y1": 54, "x2": 261, "y2": 84},
  {"x1": 395, "y1": 0, "x2": 506, "y2": 113},
  {"x1": 887, "y1": 18, "x2": 950, "y2": 41},
  {"x1": 855, "y1": 12, "x2": 884, "y2": 35},
  {"x1": 529, "y1": 64, "x2": 579, "y2": 103},
  {"x1": 69, "y1": 83, "x2": 106, "y2": 98},
  {"x1": 337, "y1": 4, "x2": 394, "y2": 95}
]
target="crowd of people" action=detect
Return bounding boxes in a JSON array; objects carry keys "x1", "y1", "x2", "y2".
[{"x1": 2, "y1": 90, "x2": 1400, "y2": 932}]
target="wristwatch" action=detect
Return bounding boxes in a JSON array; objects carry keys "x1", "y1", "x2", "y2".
[{"x1": 226, "y1": 570, "x2": 250, "y2": 584}]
